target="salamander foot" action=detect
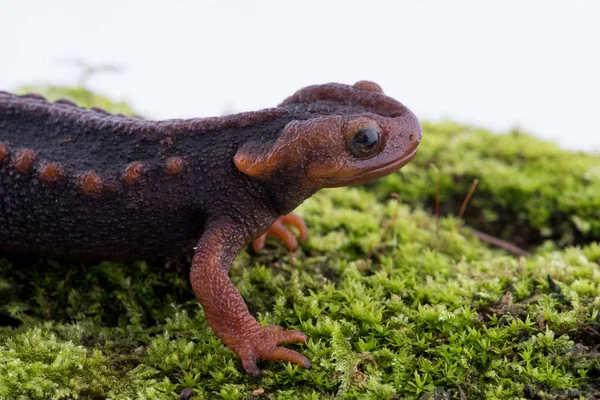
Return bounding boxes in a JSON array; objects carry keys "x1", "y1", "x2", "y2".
[
  {"x1": 232, "y1": 324, "x2": 310, "y2": 377},
  {"x1": 252, "y1": 213, "x2": 308, "y2": 252}
]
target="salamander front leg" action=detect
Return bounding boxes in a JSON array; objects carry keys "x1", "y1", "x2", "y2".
[
  {"x1": 190, "y1": 221, "x2": 310, "y2": 377},
  {"x1": 252, "y1": 213, "x2": 308, "y2": 252}
]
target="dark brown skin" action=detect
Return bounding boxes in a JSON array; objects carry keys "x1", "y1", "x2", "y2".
[{"x1": 0, "y1": 80, "x2": 422, "y2": 376}]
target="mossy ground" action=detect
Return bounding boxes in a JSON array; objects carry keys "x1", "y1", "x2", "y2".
[
  {"x1": 369, "y1": 121, "x2": 600, "y2": 249},
  {"x1": 1, "y1": 87, "x2": 599, "y2": 399}
]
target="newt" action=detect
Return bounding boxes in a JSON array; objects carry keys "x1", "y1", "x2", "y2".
[{"x1": 0, "y1": 80, "x2": 421, "y2": 376}]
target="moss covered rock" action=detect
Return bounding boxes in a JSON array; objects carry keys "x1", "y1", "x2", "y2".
[{"x1": 1, "y1": 87, "x2": 599, "y2": 399}]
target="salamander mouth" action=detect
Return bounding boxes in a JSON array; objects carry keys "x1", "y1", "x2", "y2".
[
  {"x1": 348, "y1": 141, "x2": 420, "y2": 185},
  {"x1": 309, "y1": 141, "x2": 420, "y2": 188}
]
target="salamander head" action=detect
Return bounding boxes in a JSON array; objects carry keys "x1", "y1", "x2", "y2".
[{"x1": 235, "y1": 80, "x2": 422, "y2": 189}]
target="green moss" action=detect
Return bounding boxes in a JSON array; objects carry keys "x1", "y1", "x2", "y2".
[
  {"x1": 367, "y1": 121, "x2": 600, "y2": 248},
  {"x1": 15, "y1": 85, "x2": 137, "y2": 117},
  {"x1": 1, "y1": 87, "x2": 598, "y2": 399},
  {"x1": 2, "y1": 188, "x2": 599, "y2": 398}
]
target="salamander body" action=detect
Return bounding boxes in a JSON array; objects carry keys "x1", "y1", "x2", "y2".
[{"x1": 0, "y1": 80, "x2": 421, "y2": 376}]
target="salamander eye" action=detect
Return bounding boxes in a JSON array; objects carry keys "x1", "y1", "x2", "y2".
[{"x1": 348, "y1": 127, "x2": 380, "y2": 157}]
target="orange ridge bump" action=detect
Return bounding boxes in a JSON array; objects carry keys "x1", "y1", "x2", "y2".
[
  {"x1": 122, "y1": 161, "x2": 145, "y2": 184},
  {"x1": 0, "y1": 142, "x2": 8, "y2": 162},
  {"x1": 165, "y1": 157, "x2": 185, "y2": 175},
  {"x1": 78, "y1": 171, "x2": 104, "y2": 196},
  {"x1": 14, "y1": 149, "x2": 37, "y2": 173},
  {"x1": 353, "y1": 80, "x2": 384, "y2": 93},
  {"x1": 38, "y1": 162, "x2": 63, "y2": 184},
  {"x1": 234, "y1": 149, "x2": 273, "y2": 179}
]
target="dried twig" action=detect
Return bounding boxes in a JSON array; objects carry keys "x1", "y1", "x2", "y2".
[
  {"x1": 433, "y1": 166, "x2": 441, "y2": 250},
  {"x1": 471, "y1": 229, "x2": 530, "y2": 257},
  {"x1": 454, "y1": 179, "x2": 479, "y2": 231}
]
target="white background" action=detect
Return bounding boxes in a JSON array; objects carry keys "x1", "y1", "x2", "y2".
[{"x1": 1, "y1": 0, "x2": 598, "y2": 152}]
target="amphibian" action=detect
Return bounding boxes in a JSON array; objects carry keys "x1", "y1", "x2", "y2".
[{"x1": 0, "y1": 80, "x2": 421, "y2": 376}]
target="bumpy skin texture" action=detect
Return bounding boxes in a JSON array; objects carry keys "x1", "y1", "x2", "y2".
[{"x1": 0, "y1": 81, "x2": 422, "y2": 376}]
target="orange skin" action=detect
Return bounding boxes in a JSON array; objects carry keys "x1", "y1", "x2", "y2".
[
  {"x1": 193, "y1": 81, "x2": 421, "y2": 376},
  {"x1": 252, "y1": 213, "x2": 308, "y2": 252}
]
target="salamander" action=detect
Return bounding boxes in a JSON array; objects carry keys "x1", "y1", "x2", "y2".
[{"x1": 0, "y1": 80, "x2": 422, "y2": 376}]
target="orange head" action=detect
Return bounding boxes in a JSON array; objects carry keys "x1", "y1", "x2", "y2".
[{"x1": 235, "y1": 80, "x2": 422, "y2": 192}]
